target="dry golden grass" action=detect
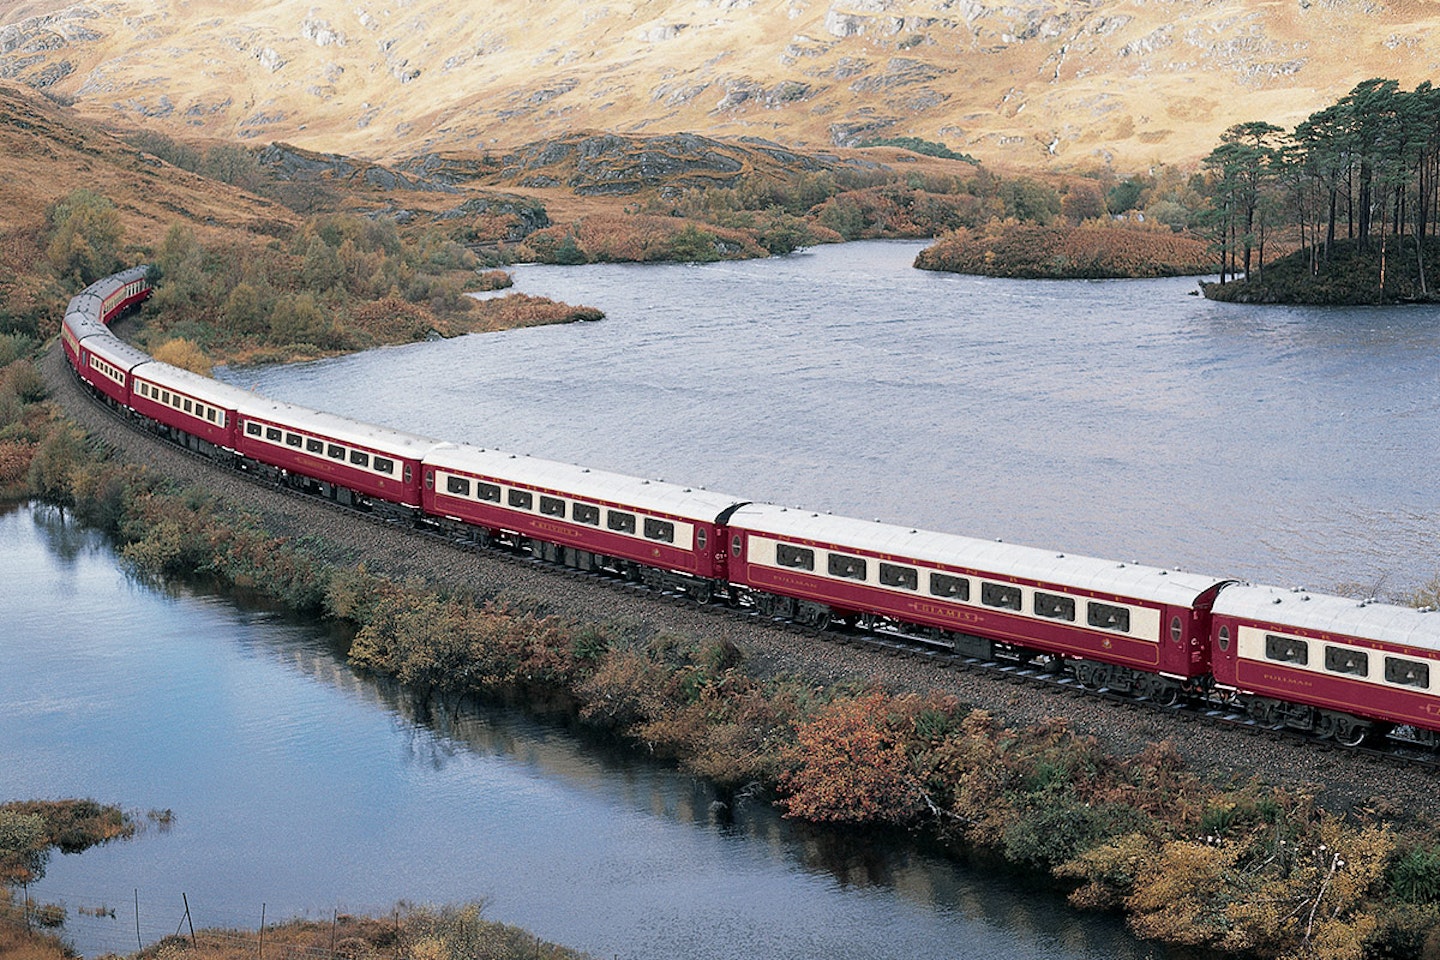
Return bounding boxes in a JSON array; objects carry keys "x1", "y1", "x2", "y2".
[{"x1": 7, "y1": 0, "x2": 1440, "y2": 172}]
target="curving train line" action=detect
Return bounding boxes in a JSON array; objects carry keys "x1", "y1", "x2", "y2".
[{"x1": 61, "y1": 266, "x2": 1440, "y2": 753}]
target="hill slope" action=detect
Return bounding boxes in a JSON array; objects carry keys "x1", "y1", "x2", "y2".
[{"x1": 4, "y1": 0, "x2": 1439, "y2": 170}]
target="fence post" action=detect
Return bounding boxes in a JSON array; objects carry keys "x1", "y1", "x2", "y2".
[
  {"x1": 135, "y1": 889, "x2": 141, "y2": 951},
  {"x1": 259, "y1": 903, "x2": 266, "y2": 960},
  {"x1": 182, "y1": 893, "x2": 196, "y2": 948}
]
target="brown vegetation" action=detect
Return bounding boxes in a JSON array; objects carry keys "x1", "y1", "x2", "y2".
[{"x1": 915, "y1": 222, "x2": 1216, "y2": 279}]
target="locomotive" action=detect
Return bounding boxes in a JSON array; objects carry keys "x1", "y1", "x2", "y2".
[{"x1": 62, "y1": 267, "x2": 1440, "y2": 750}]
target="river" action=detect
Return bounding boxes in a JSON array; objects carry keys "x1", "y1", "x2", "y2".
[
  {"x1": 1, "y1": 502, "x2": 1162, "y2": 959},
  {"x1": 222, "y1": 240, "x2": 1440, "y2": 597}
]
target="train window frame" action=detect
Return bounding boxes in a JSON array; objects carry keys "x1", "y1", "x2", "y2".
[
  {"x1": 306, "y1": 438, "x2": 324, "y2": 454},
  {"x1": 1324, "y1": 646, "x2": 1369, "y2": 677},
  {"x1": 286, "y1": 433, "x2": 303, "y2": 448},
  {"x1": 607, "y1": 510, "x2": 636, "y2": 534},
  {"x1": 1034, "y1": 591, "x2": 1076, "y2": 621},
  {"x1": 327, "y1": 444, "x2": 345, "y2": 461},
  {"x1": 732, "y1": 535, "x2": 742, "y2": 558},
  {"x1": 1087, "y1": 601, "x2": 1131, "y2": 633},
  {"x1": 1170, "y1": 616, "x2": 1184, "y2": 645},
  {"x1": 447, "y1": 475, "x2": 471, "y2": 497},
  {"x1": 573, "y1": 503, "x2": 600, "y2": 525},
  {"x1": 1385, "y1": 656, "x2": 1430, "y2": 688},
  {"x1": 776, "y1": 543, "x2": 814, "y2": 571},
  {"x1": 643, "y1": 518, "x2": 675, "y2": 543},
  {"x1": 540, "y1": 495, "x2": 566, "y2": 518},
  {"x1": 1264, "y1": 634, "x2": 1308, "y2": 666},
  {"x1": 1217, "y1": 625, "x2": 1230, "y2": 651},
  {"x1": 373, "y1": 457, "x2": 395, "y2": 476},
  {"x1": 266, "y1": 427, "x2": 282, "y2": 442},
  {"x1": 183, "y1": 398, "x2": 193, "y2": 414},
  {"x1": 509, "y1": 489, "x2": 534, "y2": 511},
  {"x1": 981, "y1": 582, "x2": 1022, "y2": 611},
  {"x1": 879, "y1": 562, "x2": 918, "y2": 591},
  {"x1": 827, "y1": 553, "x2": 867, "y2": 581},
  {"x1": 349, "y1": 450, "x2": 370, "y2": 468},
  {"x1": 477, "y1": 482, "x2": 501, "y2": 503},
  {"x1": 930, "y1": 573, "x2": 970, "y2": 601},
  {"x1": 246, "y1": 422, "x2": 262, "y2": 437},
  {"x1": 697, "y1": 528, "x2": 707, "y2": 550}
]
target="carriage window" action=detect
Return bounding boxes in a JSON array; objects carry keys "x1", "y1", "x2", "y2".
[
  {"x1": 930, "y1": 573, "x2": 970, "y2": 600},
  {"x1": 1088, "y1": 602, "x2": 1131, "y2": 632},
  {"x1": 776, "y1": 544, "x2": 814, "y2": 570},
  {"x1": 1264, "y1": 634, "x2": 1308, "y2": 666},
  {"x1": 573, "y1": 503, "x2": 600, "y2": 525},
  {"x1": 509, "y1": 490, "x2": 534, "y2": 510},
  {"x1": 1218, "y1": 626, "x2": 1230, "y2": 651},
  {"x1": 644, "y1": 518, "x2": 675, "y2": 542},
  {"x1": 607, "y1": 510, "x2": 636, "y2": 533},
  {"x1": 306, "y1": 438, "x2": 324, "y2": 454},
  {"x1": 1324, "y1": 646, "x2": 1369, "y2": 677},
  {"x1": 286, "y1": 433, "x2": 303, "y2": 448},
  {"x1": 328, "y1": 444, "x2": 345, "y2": 460},
  {"x1": 697, "y1": 528, "x2": 707, "y2": 550},
  {"x1": 373, "y1": 457, "x2": 394, "y2": 475},
  {"x1": 447, "y1": 476, "x2": 471, "y2": 497},
  {"x1": 183, "y1": 399, "x2": 193, "y2": 413},
  {"x1": 1034, "y1": 592, "x2": 1075, "y2": 621},
  {"x1": 207, "y1": 409, "x2": 218, "y2": 423},
  {"x1": 266, "y1": 427, "x2": 282, "y2": 441},
  {"x1": 540, "y1": 496, "x2": 566, "y2": 517},
  {"x1": 350, "y1": 451, "x2": 370, "y2": 467},
  {"x1": 879, "y1": 563, "x2": 918, "y2": 590},
  {"x1": 477, "y1": 482, "x2": 501, "y2": 503},
  {"x1": 1385, "y1": 656, "x2": 1430, "y2": 688},
  {"x1": 828, "y1": 553, "x2": 867, "y2": 581},
  {"x1": 982, "y1": 582, "x2": 1022, "y2": 611},
  {"x1": 162, "y1": 391, "x2": 171, "y2": 404},
  {"x1": 425, "y1": 471, "x2": 434, "y2": 491},
  {"x1": 246, "y1": 422, "x2": 262, "y2": 437},
  {"x1": 1170, "y1": 616, "x2": 1184, "y2": 644},
  {"x1": 732, "y1": 535, "x2": 742, "y2": 557}
]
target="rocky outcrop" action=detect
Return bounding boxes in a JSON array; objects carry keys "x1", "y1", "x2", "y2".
[{"x1": 257, "y1": 142, "x2": 455, "y2": 192}]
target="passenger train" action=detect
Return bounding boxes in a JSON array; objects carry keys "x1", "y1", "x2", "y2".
[{"x1": 62, "y1": 266, "x2": 1440, "y2": 750}]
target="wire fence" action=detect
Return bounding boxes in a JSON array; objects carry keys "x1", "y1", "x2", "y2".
[{"x1": 1, "y1": 883, "x2": 404, "y2": 959}]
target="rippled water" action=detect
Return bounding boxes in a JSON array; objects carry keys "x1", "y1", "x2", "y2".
[
  {"x1": 2, "y1": 504, "x2": 1161, "y2": 960},
  {"x1": 223, "y1": 240, "x2": 1440, "y2": 596}
]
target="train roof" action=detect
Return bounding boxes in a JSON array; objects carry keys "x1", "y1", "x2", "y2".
[
  {"x1": 63, "y1": 295, "x2": 112, "y2": 340},
  {"x1": 135, "y1": 359, "x2": 262, "y2": 410},
  {"x1": 80, "y1": 265, "x2": 149, "y2": 301},
  {"x1": 728, "y1": 502, "x2": 1230, "y2": 606},
  {"x1": 1213, "y1": 582, "x2": 1440, "y2": 653},
  {"x1": 236, "y1": 394, "x2": 446, "y2": 459},
  {"x1": 424, "y1": 442, "x2": 749, "y2": 522},
  {"x1": 81, "y1": 332, "x2": 153, "y2": 372}
]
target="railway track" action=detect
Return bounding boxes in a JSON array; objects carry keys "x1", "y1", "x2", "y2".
[{"x1": 66, "y1": 363, "x2": 1440, "y2": 777}]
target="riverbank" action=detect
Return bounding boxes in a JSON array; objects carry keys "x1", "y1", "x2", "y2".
[
  {"x1": 1201, "y1": 237, "x2": 1440, "y2": 305},
  {"x1": 28, "y1": 339, "x2": 1440, "y2": 959}
]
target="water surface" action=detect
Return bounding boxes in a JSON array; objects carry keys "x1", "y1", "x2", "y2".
[
  {"x1": 2, "y1": 504, "x2": 1161, "y2": 959},
  {"x1": 222, "y1": 240, "x2": 1440, "y2": 596}
]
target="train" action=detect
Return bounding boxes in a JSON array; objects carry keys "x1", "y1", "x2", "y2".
[{"x1": 62, "y1": 266, "x2": 1440, "y2": 751}]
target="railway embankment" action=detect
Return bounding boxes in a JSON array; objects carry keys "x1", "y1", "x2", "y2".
[{"x1": 32, "y1": 341, "x2": 1440, "y2": 958}]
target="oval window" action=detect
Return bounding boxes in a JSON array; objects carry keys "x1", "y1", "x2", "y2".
[
  {"x1": 1170, "y1": 616, "x2": 1184, "y2": 645},
  {"x1": 1218, "y1": 626, "x2": 1230, "y2": 652},
  {"x1": 731, "y1": 535, "x2": 742, "y2": 557},
  {"x1": 697, "y1": 528, "x2": 707, "y2": 550}
]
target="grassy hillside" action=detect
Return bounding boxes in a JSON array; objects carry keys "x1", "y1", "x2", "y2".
[{"x1": 4, "y1": 0, "x2": 1440, "y2": 172}]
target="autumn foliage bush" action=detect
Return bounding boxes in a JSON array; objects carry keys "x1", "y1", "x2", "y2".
[{"x1": 915, "y1": 222, "x2": 1216, "y2": 279}]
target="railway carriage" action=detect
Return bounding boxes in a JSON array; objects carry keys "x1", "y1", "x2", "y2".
[
  {"x1": 129, "y1": 360, "x2": 250, "y2": 455},
  {"x1": 61, "y1": 293, "x2": 110, "y2": 368},
  {"x1": 1211, "y1": 584, "x2": 1440, "y2": 745},
  {"x1": 728, "y1": 503, "x2": 1231, "y2": 701},
  {"x1": 73, "y1": 332, "x2": 153, "y2": 408},
  {"x1": 87, "y1": 266, "x2": 152, "y2": 324},
  {"x1": 235, "y1": 396, "x2": 442, "y2": 515},
  {"x1": 421, "y1": 443, "x2": 747, "y2": 600}
]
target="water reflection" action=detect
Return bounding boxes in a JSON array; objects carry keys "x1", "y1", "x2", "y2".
[{"x1": 4, "y1": 505, "x2": 1164, "y2": 960}]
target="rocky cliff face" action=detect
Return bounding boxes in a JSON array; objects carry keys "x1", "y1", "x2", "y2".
[{"x1": 2, "y1": 0, "x2": 1437, "y2": 170}]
